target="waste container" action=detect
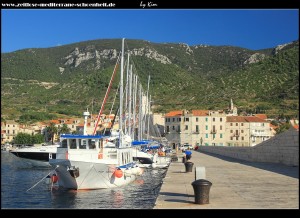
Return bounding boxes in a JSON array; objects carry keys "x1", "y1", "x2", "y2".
[
  {"x1": 184, "y1": 161, "x2": 194, "y2": 172},
  {"x1": 191, "y1": 179, "x2": 212, "y2": 204},
  {"x1": 182, "y1": 156, "x2": 186, "y2": 163}
]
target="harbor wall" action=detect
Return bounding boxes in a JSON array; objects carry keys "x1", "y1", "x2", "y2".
[{"x1": 198, "y1": 127, "x2": 299, "y2": 166}]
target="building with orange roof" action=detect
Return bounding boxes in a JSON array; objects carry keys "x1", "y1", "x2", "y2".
[
  {"x1": 164, "y1": 108, "x2": 275, "y2": 148},
  {"x1": 226, "y1": 116, "x2": 273, "y2": 146},
  {"x1": 165, "y1": 109, "x2": 227, "y2": 147}
]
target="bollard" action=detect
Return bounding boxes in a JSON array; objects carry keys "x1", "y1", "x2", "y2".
[
  {"x1": 184, "y1": 161, "x2": 194, "y2": 172},
  {"x1": 191, "y1": 179, "x2": 212, "y2": 204}
]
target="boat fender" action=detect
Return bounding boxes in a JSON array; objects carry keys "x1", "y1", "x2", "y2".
[
  {"x1": 114, "y1": 168, "x2": 123, "y2": 178},
  {"x1": 51, "y1": 174, "x2": 58, "y2": 183}
]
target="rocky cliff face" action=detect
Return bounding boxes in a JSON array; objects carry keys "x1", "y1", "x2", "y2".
[
  {"x1": 61, "y1": 46, "x2": 172, "y2": 71},
  {"x1": 244, "y1": 53, "x2": 266, "y2": 64}
]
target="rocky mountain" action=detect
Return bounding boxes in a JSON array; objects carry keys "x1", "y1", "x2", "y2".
[{"x1": 1, "y1": 39, "x2": 299, "y2": 121}]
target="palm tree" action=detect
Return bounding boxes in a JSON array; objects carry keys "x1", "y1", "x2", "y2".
[
  {"x1": 59, "y1": 123, "x2": 71, "y2": 134},
  {"x1": 46, "y1": 122, "x2": 58, "y2": 145}
]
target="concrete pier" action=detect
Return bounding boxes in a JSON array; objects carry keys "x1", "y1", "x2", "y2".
[{"x1": 154, "y1": 150, "x2": 299, "y2": 209}]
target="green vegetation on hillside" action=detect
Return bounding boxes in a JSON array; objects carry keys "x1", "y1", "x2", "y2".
[{"x1": 1, "y1": 39, "x2": 299, "y2": 121}]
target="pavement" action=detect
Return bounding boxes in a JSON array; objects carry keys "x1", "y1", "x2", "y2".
[{"x1": 154, "y1": 150, "x2": 299, "y2": 209}]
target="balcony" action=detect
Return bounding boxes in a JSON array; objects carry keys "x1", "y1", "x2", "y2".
[
  {"x1": 210, "y1": 130, "x2": 217, "y2": 134},
  {"x1": 193, "y1": 131, "x2": 199, "y2": 134}
]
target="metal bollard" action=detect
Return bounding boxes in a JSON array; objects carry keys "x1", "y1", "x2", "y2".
[
  {"x1": 191, "y1": 179, "x2": 212, "y2": 204},
  {"x1": 184, "y1": 161, "x2": 194, "y2": 172}
]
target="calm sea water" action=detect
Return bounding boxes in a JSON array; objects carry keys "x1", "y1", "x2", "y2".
[{"x1": 1, "y1": 151, "x2": 167, "y2": 209}]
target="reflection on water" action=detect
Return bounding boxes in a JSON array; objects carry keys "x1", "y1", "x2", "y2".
[{"x1": 1, "y1": 151, "x2": 167, "y2": 209}]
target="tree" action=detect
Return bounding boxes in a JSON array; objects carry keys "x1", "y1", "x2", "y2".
[
  {"x1": 14, "y1": 133, "x2": 32, "y2": 144},
  {"x1": 46, "y1": 122, "x2": 58, "y2": 145},
  {"x1": 59, "y1": 123, "x2": 71, "y2": 134},
  {"x1": 31, "y1": 133, "x2": 45, "y2": 144},
  {"x1": 275, "y1": 122, "x2": 291, "y2": 134}
]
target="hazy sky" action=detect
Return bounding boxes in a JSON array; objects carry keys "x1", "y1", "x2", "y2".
[{"x1": 2, "y1": 9, "x2": 299, "y2": 52}]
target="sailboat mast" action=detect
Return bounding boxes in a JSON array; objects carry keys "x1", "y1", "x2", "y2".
[
  {"x1": 132, "y1": 74, "x2": 138, "y2": 140},
  {"x1": 146, "y1": 75, "x2": 150, "y2": 140},
  {"x1": 119, "y1": 38, "x2": 125, "y2": 147},
  {"x1": 128, "y1": 64, "x2": 133, "y2": 137},
  {"x1": 138, "y1": 84, "x2": 143, "y2": 140}
]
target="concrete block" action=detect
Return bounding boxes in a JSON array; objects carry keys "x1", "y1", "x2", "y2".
[{"x1": 195, "y1": 166, "x2": 206, "y2": 180}]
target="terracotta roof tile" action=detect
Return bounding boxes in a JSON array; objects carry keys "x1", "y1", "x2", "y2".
[
  {"x1": 254, "y1": 114, "x2": 268, "y2": 120},
  {"x1": 192, "y1": 110, "x2": 209, "y2": 116},
  {"x1": 165, "y1": 110, "x2": 183, "y2": 117}
]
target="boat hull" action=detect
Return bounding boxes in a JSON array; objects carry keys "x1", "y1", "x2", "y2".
[{"x1": 50, "y1": 160, "x2": 140, "y2": 190}]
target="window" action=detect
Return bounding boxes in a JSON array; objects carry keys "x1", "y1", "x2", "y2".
[
  {"x1": 195, "y1": 125, "x2": 199, "y2": 132},
  {"x1": 89, "y1": 140, "x2": 96, "y2": 149},
  {"x1": 196, "y1": 118, "x2": 198, "y2": 122},
  {"x1": 241, "y1": 137, "x2": 244, "y2": 140},
  {"x1": 230, "y1": 123, "x2": 233, "y2": 126},
  {"x1": 236, "y1": 130, "x2": 239, "y2": 135},
  {"x1": 185, "y1": 125, "x2": 188, "y2": 130},
  {"x1": 220, "y1": 118, "x2": 222, "y2": 122},
  {"x1": 220, "y1": 134, "x2": 223, "y2": 138},
  {"x1": 213, "y1": 118, "x2": 215, "y2": 122},
  {"x1": 61, "y1": 139, "x2": 67, "y2": 148},
  {"x1": 166, "y1": 126, "x2": 170, "y2": 132},
  {"x1": 205, "y1": 117, "x2": 208, "y2": 122},
  {"x1": 205, "y1": 125, "x2": 208, "y2": 130},
  {"x1": 185, "y1": 117, "x2": 189, "y2": 122},
  {"x1": 70, "y1": 139, "x2": 77, "y2": 149},
  {"x1": 172, "y1": 126, "x2": 175, "y2": 130},
  {"x1": 236, "y1": 137, "x2": 238, "y2": 140},
  {"x1": 172, "y1": 118, "x2": 175, "y2": 122},
  {"x1": 220, "y1": 125, "x2": 222, "y2": 130},
  {"x1": 178, "y1": 118, "x2": 181, "y2": 122},
  {"x1": 230, "y1": 137, "x2": 233, "y2": 140},
  {"x1": 236, "y1": 123, "x2": 238, "y2": 126},
  {"x1": 230, "y1": 130, "x2": 233, "y2": 133},
  {"x1": 80, "y1": 139, "x2": 86, "y2": 149},
  {"x1": 205, "y1": 134, "x2": 208, "y2": 138},
  {"x1": 241, "y1": 123, "x2": 244, "y2": 126},
  {"x1": 177, "y1": 126, "x2": 181, "y2": 132},
  {"x1": 241, "y1": 130, "x2": 244, "y2": 133}
]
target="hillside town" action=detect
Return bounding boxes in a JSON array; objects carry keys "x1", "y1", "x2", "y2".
[{"x1": 1, "y1": 99, "x2": 298, "y2": 149}]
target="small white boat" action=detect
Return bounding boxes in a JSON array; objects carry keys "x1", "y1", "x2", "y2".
[
  {"x1": 9, "y1": 144, "x2": 59, "y2": 167},
  {"x1": 49, "y1": 131, "x2": 143, "y2": 190}
]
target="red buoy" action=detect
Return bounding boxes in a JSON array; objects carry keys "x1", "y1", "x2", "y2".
[
  {"x1": 51, "y1": 174, "x2": 58, "y2": 183},
  {"x1": 114, "y1": 168, "x2": 123, "y2": 178}
]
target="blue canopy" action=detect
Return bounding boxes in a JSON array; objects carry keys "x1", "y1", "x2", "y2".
[{"x1": 131, "y1": 140, "x2": 151, "y2": 146}]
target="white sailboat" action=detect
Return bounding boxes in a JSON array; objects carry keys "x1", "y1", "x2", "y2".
[{"x1": 48, "y1": 38, "x2": 144, "y2": 190}]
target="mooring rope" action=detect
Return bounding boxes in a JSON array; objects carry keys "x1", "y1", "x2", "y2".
[{"x1": 26, "y1": 166, "x2": 58, "y2": 192}]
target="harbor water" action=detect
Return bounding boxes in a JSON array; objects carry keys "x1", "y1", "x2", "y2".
[{"x1": 1, "y1": 151, "x2": 167, "y2": 209}]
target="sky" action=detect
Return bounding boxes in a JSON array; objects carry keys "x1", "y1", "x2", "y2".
[{"x1": 1, "y1": 9, "x2": 299, "y2": 53}]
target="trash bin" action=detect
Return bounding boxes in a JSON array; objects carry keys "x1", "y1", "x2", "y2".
[
  {"x1": 182, "y1": 156, "x2": 186, "y2": 163},
  {"x1": 191, "y1": 179, "x2": 212, "y2": 204},
  {"x1": 184, "y1": 161, "x2": 194, "y2": 172}
]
